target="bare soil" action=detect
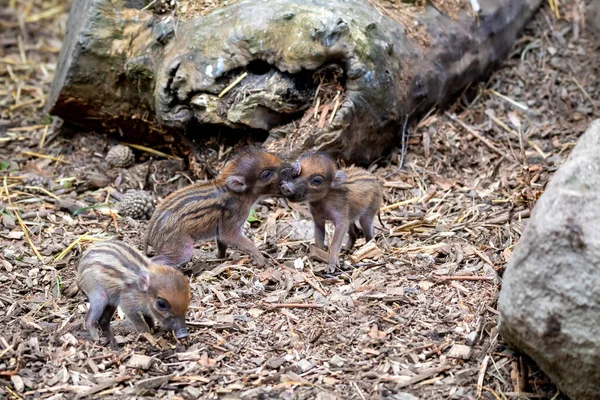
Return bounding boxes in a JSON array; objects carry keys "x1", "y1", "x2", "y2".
[{"x1": 1, "y1": 0, "x2": 599, "y2": 399}]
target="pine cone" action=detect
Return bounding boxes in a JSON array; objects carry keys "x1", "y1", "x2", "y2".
[
  {"x1": 22, "y1": 174, "x2": 51, "y2": 192},
  {"x1": 106, "y1": 145, "x2": 135, "y2": 168},
  {"x1": 156, "y1": 0, "x2": 177, "y2": 13},
  {"x1": 119, "y1": 190, "x2": 154, "y2": 220}
]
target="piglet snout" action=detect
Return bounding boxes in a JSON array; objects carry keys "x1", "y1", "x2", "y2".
[
  {"x1": 174, "y1": 326, "x2": 189, "y2": 339},
  {"x1": 280, "y1": 181, "x2": 295, "y2": 197}
]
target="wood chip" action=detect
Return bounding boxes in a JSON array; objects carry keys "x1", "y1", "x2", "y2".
[
  {"x1": 447, "y1": 344, "x2": 473, "y2": 360},
  {"x1": 350, "y1": 241, "x2": 382, "y2": 263},
  {"x1": 309, "y1": 245, "x2": 330, "y2": 263},
  {"x1": 127, "y1": 354, "x2": 153, "y2": 370}
]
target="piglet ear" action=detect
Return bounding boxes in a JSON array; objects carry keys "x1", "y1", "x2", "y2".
[
  {"x1": 138, "y1": 270, "x2": 150, "y2": 292},
  {"x1": 292, "y1": 162, "x2": 301, "y2": 176},
  {"x1": 280, "y1": 162, "x2": 301, "y2": 180},
  {"x1": 225, "y1": 175, "x2": 247, "y2": 193},
  {"x1": 332, "y1": 170, "x2": 347, "y2": 187}
]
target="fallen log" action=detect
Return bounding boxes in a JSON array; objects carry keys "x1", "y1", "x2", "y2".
[{"x1": 48, "y1": 0, "x2": 542, "y2": 164}]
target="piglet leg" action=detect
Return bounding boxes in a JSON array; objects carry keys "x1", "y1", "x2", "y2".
[
  {"x1": 84, "y1": 291, "x2": 109, "y2": 342},
  {"x1": 328, "y1": 220, "x2": 349, "y2": 273},
  {"x1": 124, "y1": 310, "x2": 152, "y2": 335},
  {"x1": 221, "y1": 229, "x2": 266, "y2": 267},
  {"x1": 151, "y1": 236, "x2": 195, "y2": 267},
  {"x1": 216, "y1": 239, "x2": 228, "y2": 259},
  {"x1": 344, "y1": 223, "x2": 359, "y2": 251},
  {"x1": 359, "y1": 214, "x2": 375, "y2": 243},
  {"x1": 98, "y1": 305, "x2": 117, "y2": 348},
  {"x1": 313, "y1": 218, "x2": 326, "y2": 250}
]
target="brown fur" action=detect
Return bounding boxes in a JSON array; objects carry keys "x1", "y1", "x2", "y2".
[
  {"x1": 280, "y1": 152, "x2": 383, "y2": 272},
  {"x1": 76, "y1": 240, "x2": 191, "y2": 346},
  {"x1": 143, "y1": 146, "x2": 286, "y2": 267}
]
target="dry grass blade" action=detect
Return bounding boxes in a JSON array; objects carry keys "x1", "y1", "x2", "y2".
[
  {"x1": 487, "y1": 89, "x2": 529, "y2": 111},
  {"x1": 218, "y1": 72, "x2": 248, "y2": 98},
  {"x1": 21, "y1": 151, "x2": 70, "y2": 163},
  {"x1": 53, "y1": 233, "x2": 89, "y2": 263},
  {"x1": 13, "y1": 211, "x2": 45, "y2": 264},
  {"x1": 120, "y1": 142, "x2": 183, "y2": 160},
  {"x1": 23, "y1": 186, "x2": 60, "y2": 200},
  {"x1": 263, "y1": 303, "x2": 324, "y2": 309},
  {"x1": 445, "y1": 112, "x2": 506, "y2": 159},
  {"x1": 572, "y1": 77, "x2": 596, "y2": 110},
  {"x1": 477, "y1": 355, "x2": 490, "y2": 398}
]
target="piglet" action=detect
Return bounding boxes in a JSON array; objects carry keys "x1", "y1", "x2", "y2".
[
  {"x1": 144, "y1": 146, "x2": 285, "y2": 267},
  {"x1": 77, "y1": 240, "x2": 191, "y2": 346},
  {"x1": 280, "y1": 152, "x2": 383, "y2": 272}
]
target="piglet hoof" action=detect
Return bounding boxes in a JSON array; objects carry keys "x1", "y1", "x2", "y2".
[
  {"x1": 86, "y1": 322, "x2": 101, "y2": 342},
  {"x1": 108, "y1": 337, "x2": 119, "y2": 349},
  {"x1": 326, "y1": 263, "x2": 337, "y2": 274},
  {"x1": 254, "y1": 254, "x2": 268, "y2": 268}
]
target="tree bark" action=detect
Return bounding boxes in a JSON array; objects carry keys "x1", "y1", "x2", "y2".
[{"x1": 48, "y1": 0, "x2": 543, "y2": 164}]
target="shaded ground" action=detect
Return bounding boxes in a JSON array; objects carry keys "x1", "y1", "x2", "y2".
[{"x1": 1, "y1": 0, "x2": 599, "y2": 399}]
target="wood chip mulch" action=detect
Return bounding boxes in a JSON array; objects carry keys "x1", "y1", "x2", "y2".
[{"x1": 1, "y1": 0, "x2": 598, "y2": 399}]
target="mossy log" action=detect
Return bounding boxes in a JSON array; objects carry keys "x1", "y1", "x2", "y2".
[{"x1": 49, "y1": 0, "x2": 542, "y2": 164}]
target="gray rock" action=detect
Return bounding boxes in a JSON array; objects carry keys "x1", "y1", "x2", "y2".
[
  {"x1": 266, "y1": 356, "x2": 286, "y2": 369},
  {"x1": 2, "y1": 214, "x2": 16, "y2": 230},
  {"x1": 498, "y1": 119, "x2": 600, "y2": 400},
  {"x1": 11, "y1": 375, "x2": 24, "y2": 392},
  {"x1": 296, "y1": 359, "x2": 314, "y2": 373},
  {"x1": 182, "y1": 386, "x2": 203, "y2": 399},
  {"x1": 447, "y1": 344, "x2": 472, "y2": 360},
  {"x1": 250, "y1": 357, "x2": 265, "y2": 366},
  {"x1": 329, "y1": 354, "x2": 345, "y2": 368}
]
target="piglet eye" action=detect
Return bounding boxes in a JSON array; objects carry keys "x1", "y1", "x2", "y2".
[
  {"x1": 156, "y1": 298, "x2": 168, "y2": 311},
  {"x1": 260, "y1": 170, "x2": 274, "y2": 180},
  {"x1": 311, "y1": 176, "x2": 324, "y2": 185}
]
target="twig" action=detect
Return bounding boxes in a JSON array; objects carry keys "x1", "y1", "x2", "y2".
[
  {"x1": 7, "y1": 124, "x2": 47, "y2": 132},
  {"x1": 477, "y1": 355, "x2": 490, "y2": 398},
  {"x1": 433, "y1": 275, "x2": 494, "y2": 282},
  {"x1": 487, "y1": 89, "x2": 529, "y2": 111},
  {"x1": 485, "y1": 111, "x2": 547, "y2": 159},
  {"x1": 445, "y1": 112, "x2": 506, "y2": 159},
  {"x1": 304, "y1": 276, "x2": 327, "y2": 297},
  {"x1": 21, "y1": 151, "x2": 70, "y2": 164},
  {"x1": 73, "y1": 376, "x2": 131, "y2": 400},
  {"x1": 0, "y1": 344, "x2": 14, "y2": 358},
  {"x1": 399, "y1": 113, "x2": 409, "y2": 168},
  {"x1": 120, "y1": 143, "x2": 182, "y2": 160},
  {"x1": 141, "y1": 0, "x2": 156, "y2": 10},
  {"x1": 39, "y1": 124, "x2": 49, "y2": 148},
  {"x1": 218, "y1": 72, "x2": 248, "y2": 98},
  {"x1": 5, "y1": 177, "x2": 44, "y2": 263},
  {"x1": 353, "y1": 382, "x2": 366, "y2": 400},
  {"x1": 4, "y1": 386, "x2": 22, "y2": 400},
  {"x1": 262, "y1": 302, "x2": 324, "y2": 309},
  {"x1": 382, "y1": 365, "x2": 450, "y2": 388},
  {"x1": 572, "y1": 77, "x2": 596, "y2": 110},
  {"x1": 23, "y1": 186, "x2": 60, "y2": 200},
  {"x1": 380, "y1": 196, "x2": 420, "y2": 212},
  {"x1": 472, "y1": 247, "x2": 495, "y2": 267},
  {"x1": 329, "y1": 92, "x2": 341, "y2": 123},
  {"x1": 54, "y1": 233, "x2": 89, "y2": 263}
]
